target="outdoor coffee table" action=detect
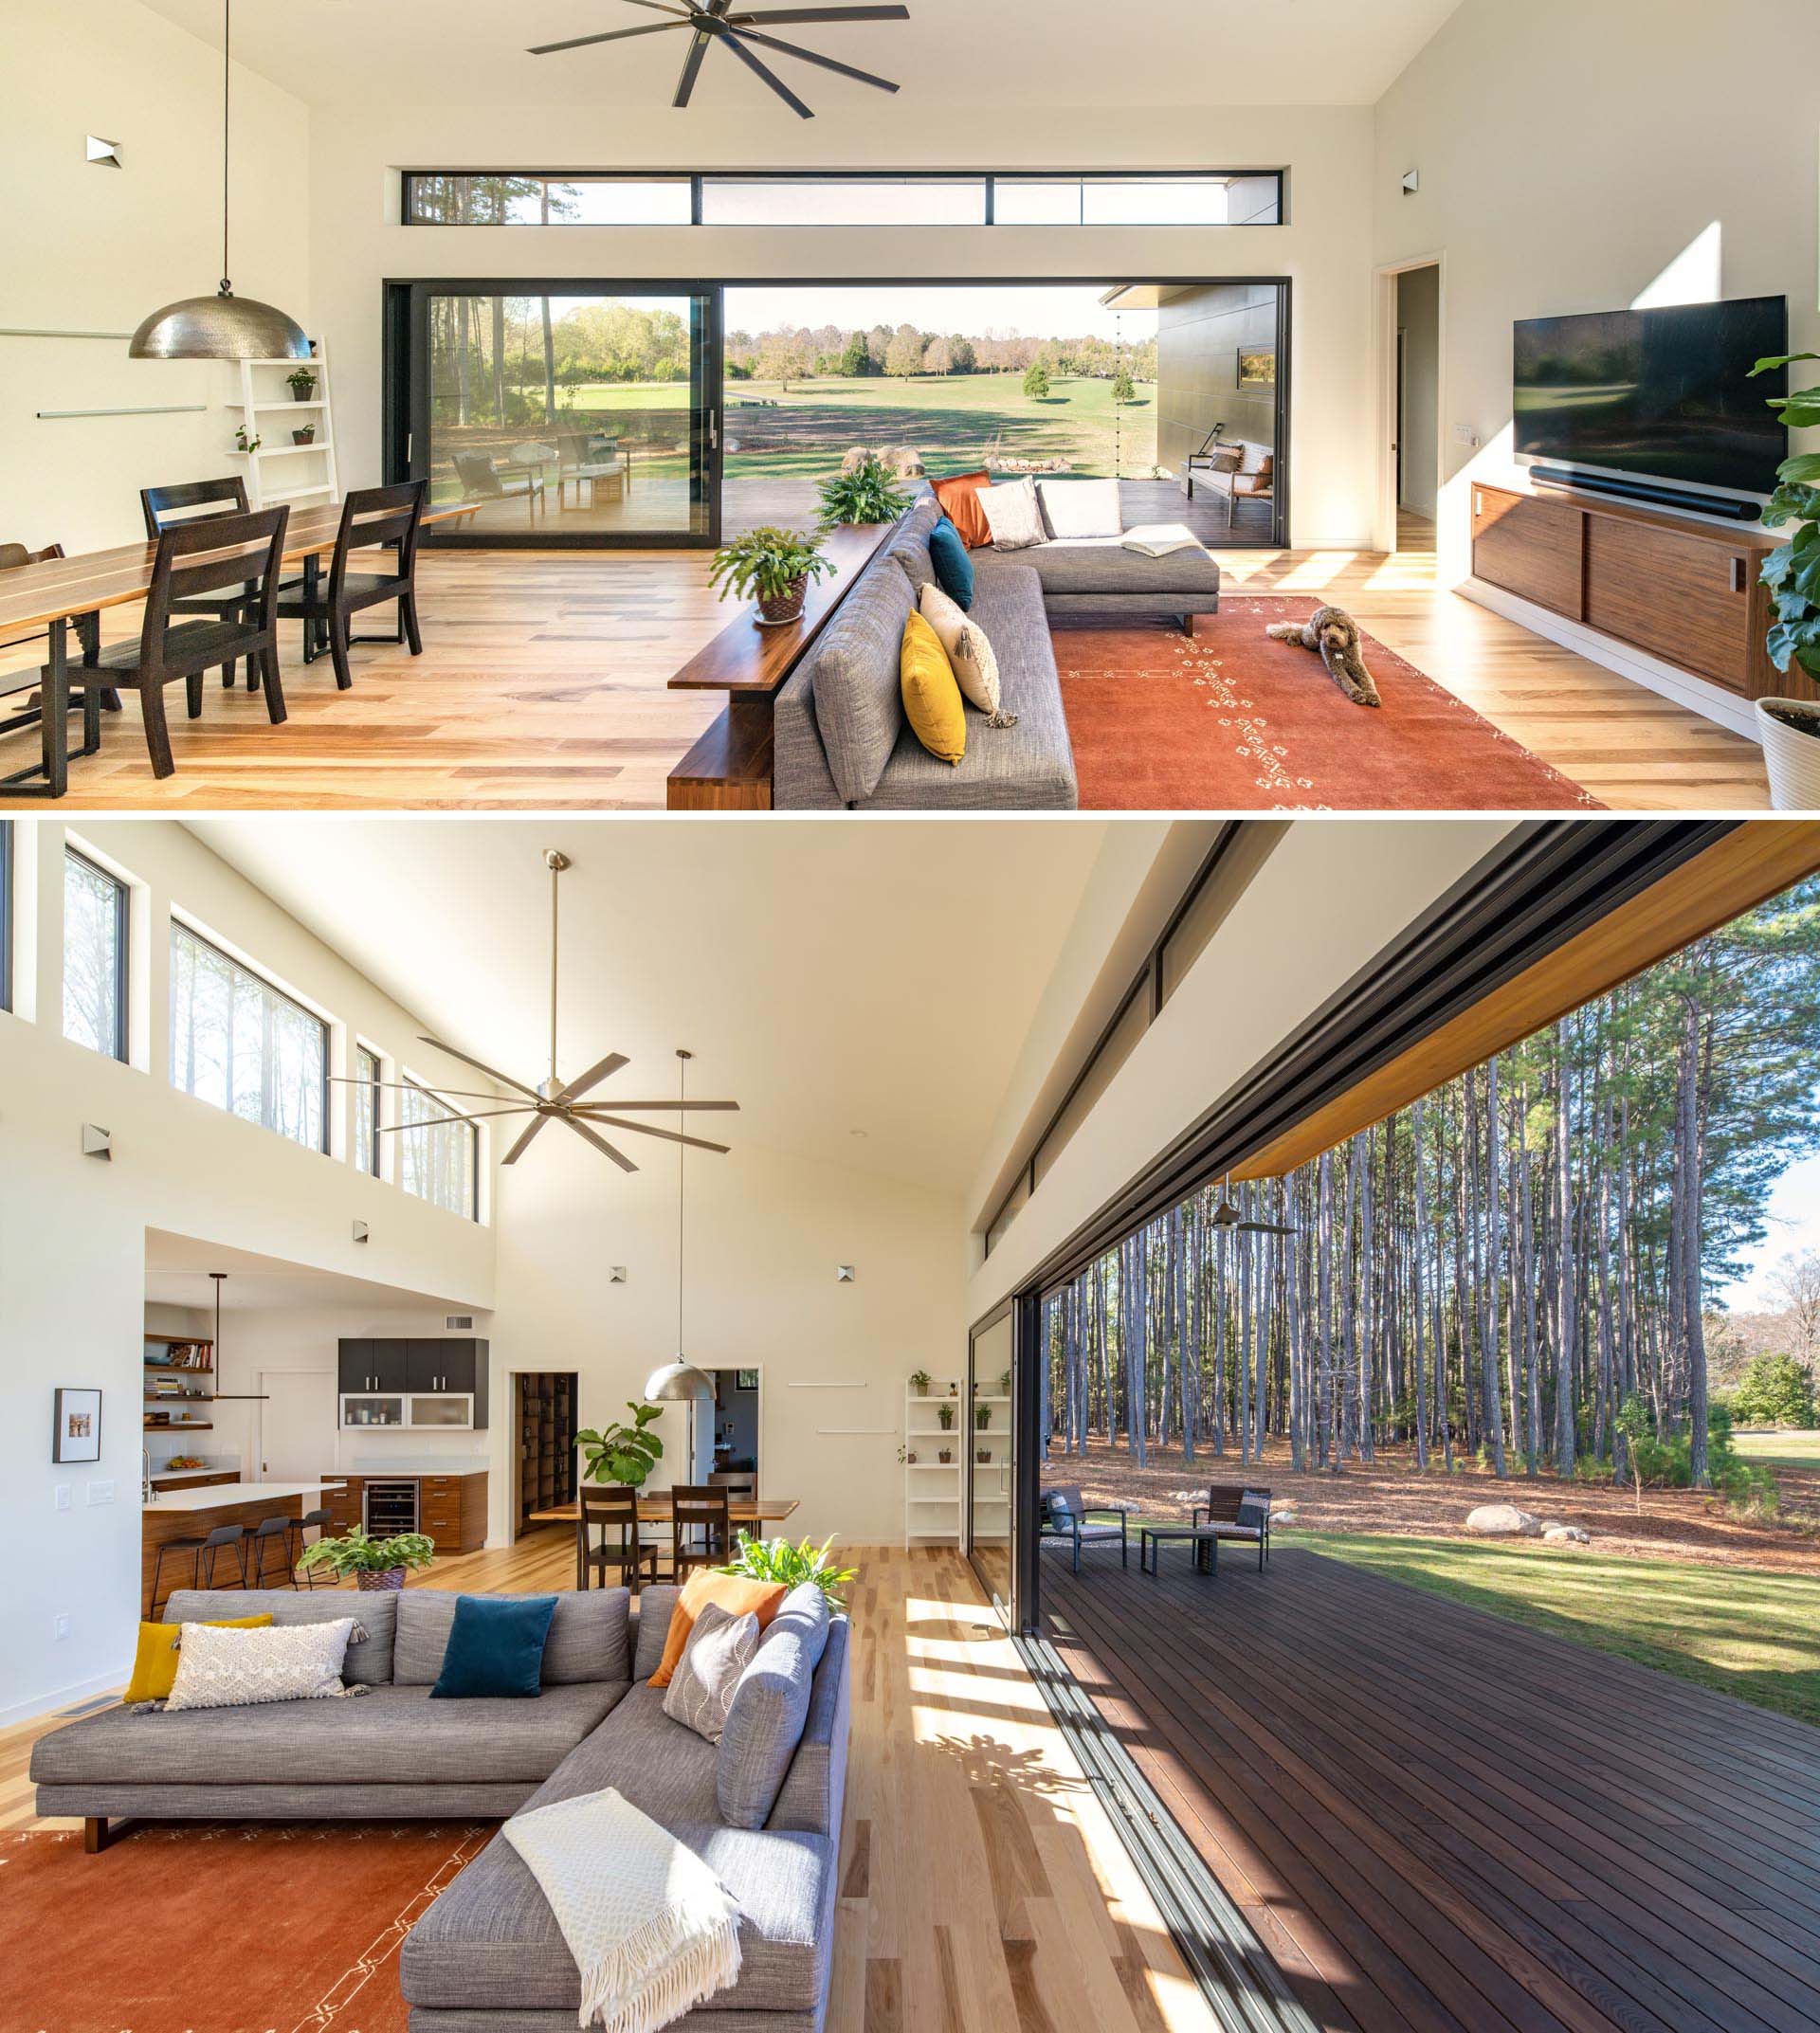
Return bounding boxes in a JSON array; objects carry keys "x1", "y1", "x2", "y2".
[{"x1": 1137, "y1": 1523, "x2": 1223, "y2": 1576}]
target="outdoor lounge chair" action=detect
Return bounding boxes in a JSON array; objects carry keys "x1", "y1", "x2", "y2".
[
  {"x1": 1040, "y1": 1486, "x2": 1133, "y2": 1572},
  {"x1": 451, "y1": 450, "x2": 546, "y2": 525},
  {"x1": 1192, "y1": 1484, "x2": 1272, "y2": 1570},
  {"x1": 555, "y1": 430, "x2": 628, "y2": 511}
]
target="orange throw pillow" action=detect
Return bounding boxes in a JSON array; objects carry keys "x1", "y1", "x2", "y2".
[
  {"x1": 648, "y1": 1570, "x2": 788, "y2": 1687},
  {"x1": 933, "y1": 469, "x2": 993, "y2": 550}
]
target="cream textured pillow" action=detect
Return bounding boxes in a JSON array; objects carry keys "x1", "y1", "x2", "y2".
[
  {"x1": 166, "y1": 1617, "x2": 359, "y2": 1711},
  {"x1": 978, "y1": 476, "x2": 1045, "y2": 551},
  {"x1": 1036, "y1": 478, "x2": 1123, "y2": 539},
  {"x1": 919, "y1": 582, "x2": 1004, "y2": 717},
  {"x1": 663, "y1": 1601, "x2": 760, "y2": 1744}
]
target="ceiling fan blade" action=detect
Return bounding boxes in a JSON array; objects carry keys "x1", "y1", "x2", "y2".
[
  {"x1": 558, "y1": 1049, "x2": 630, "y2": 1102},
  {"x1": 555, "y1": 1098, "x2": 739, "y2": 1112},
  {"x1": 328, "y1": 1076, "x2": 506, "y2": 1103},
  {"x1": 577, "y1": 1114, "x2": 733, "y2": 1154},
  {"x1": 719, "y1": 29, "x2": 814, "y2": 116},
  {"x1": 415, "y1": 1035, "x2": 544, "y2": 1103},
  {"x1": 1237, "y1": 1221, "x2": 1298, "y2": 1237},
  {"x1": 730, "y1": 7, "x2": 910, "y2": 19},
  {"x1": 674, "y1": 26, "x2": 712, "y2": 104},
  {"x1": 502, "y1": 1114, "x2": 555, "y2": 1167},
  {"x1": 734, "y1": 27, "x2": 899, "y2": 90},
  {"x1": 528, "y1": 20, "x2": 688, "y2": 53},
  {"x1": 377, "y1": 1105, "x2": 542, "y2": 1133},
  {"x1": 562, "y1": 1116, "x2": 640, "y2": 1172},
  {"x1": 621, "y1": 0, "x2": 695, "y2": 12}
]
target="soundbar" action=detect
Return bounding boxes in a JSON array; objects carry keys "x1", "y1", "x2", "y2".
[{"x1": 1528, "y1": 463, "x2": 1761, "y2": 523}]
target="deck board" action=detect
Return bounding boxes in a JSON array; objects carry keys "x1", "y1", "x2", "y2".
[{"x1": 1041, "y1": 1545, "x2": 1820, "y2": 2033}]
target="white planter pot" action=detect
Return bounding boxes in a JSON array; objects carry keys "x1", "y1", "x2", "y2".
[{"x1": 1756, "y1": 699, "x2": 1820, "y2": 812}]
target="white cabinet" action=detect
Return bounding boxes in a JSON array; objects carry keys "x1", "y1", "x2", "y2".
[{"x1": 340, "y1": 1392, "x2": 474, "y2": 1430}]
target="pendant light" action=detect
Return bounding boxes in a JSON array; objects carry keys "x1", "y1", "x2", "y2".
[
  {"x1": 645, "y1": 1050, "x2": 716, "y2": 1478},
  {"x1": 129, "y1": 0, "x2": 310, "y2": 362}
]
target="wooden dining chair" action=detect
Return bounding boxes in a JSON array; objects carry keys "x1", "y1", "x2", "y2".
[
  {"x1": 0, "y1": 542, "x2": 110, "y2": 765},
  {"x1": 274, "y1": 481, "x2": 426, "y2": 690},
  {"x1": 88, "y1": 507, "x2": 290, "y2": 778},
  {"x1": 671, "y1": 1484, "x2": 733, "y2": 1586},
  {"x1": 140, "y1": 478, "x2": 261, "y2": 692},
  {"x1": 578, "y1": 1483, "x2": 659, "y2": 1595}
]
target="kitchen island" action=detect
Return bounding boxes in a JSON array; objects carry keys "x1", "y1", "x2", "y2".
[{"x1": 142, "y1": 1479, "x2": 345, "y2": 1616}]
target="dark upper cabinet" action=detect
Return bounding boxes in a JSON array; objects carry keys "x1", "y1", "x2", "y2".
[
  {"x1": 406, "y1": 1338, "x2": 489, "y2": 1426},
  {"x1": 337, "y1": 1339, "x2": 409, "y2": 1392}
]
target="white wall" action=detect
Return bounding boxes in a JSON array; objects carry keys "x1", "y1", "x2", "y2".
[
  {"x1": 490, "y1": 1116, "x2": 967, "y2": 1552},
  {"x1": 0, "y1": 819, "x2": 494, "y2": 1723},
  {"x1": 306, "y1": 102, "x2": 1381, "y2": 545},
  {"x1": 0, "y1": 0, "x2": 312, "y2": 554},
  {"x1": 1374, "y1": 0, "x2": 1820, "y2": 582}
]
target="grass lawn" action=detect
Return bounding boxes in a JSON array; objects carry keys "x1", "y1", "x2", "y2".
[
  {"x1": 1284, "y1": 1529, "x2": 1820, "y2": 1728},
  {"x1": 1734, "y1": 1429, "x2": 1820, "y2": 1463}
]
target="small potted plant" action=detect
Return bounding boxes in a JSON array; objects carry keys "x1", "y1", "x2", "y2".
[
  {"x1": 998, "y1": 1369, "x2": 1010, "y2": 1393},
  {"x1": 937, "y1": 1403, "x2": 955, "y2": 1431},
  {"x1": 817, "y1": 454, "x2": 911, "y2": 528},
  {"x1": 898, "y1": 1444, "x2": 919, "y2": 1465},
  {"x1": 286, "y1": 367, "x2": 318, "y2": 403},
  {"x1": 713, "y1": 1531, "x2": 857, "y2": 1609},
  {"x1": 908, "y1": 1369, "x2": 931, "y2": 1396},
  {"x1": 709, "y1": 525, "x2": 834, "y2": 627},
  {"x1": 233, "y1": 426, "x2": 261, "y2": 455},
  {"x1": 576, "y1": 1401, "x2": 664, "y2": 1488},
  {"x1": 937, "y1": 1445, "x2": 953, "y2": 1465},
  {"x1": 975, "y1": 1446, "x2": 991, "y2": 1463},
  {"x1": 1750, "y1": 349, "x2": 1820, "y2": 807},
  {"x1": 296, "y1": 1525, "x2": 435, "y2": 1592},
  {"x1": 974, "y1": 1406, "x2": 992, "y2": 1431},
  {"x1": 292, "y1": 425, "x2": 316, "y2": 446}
]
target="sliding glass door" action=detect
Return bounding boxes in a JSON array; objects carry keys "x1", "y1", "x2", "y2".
[
  {"x1": 395, "y1": 284, "x2": 718, "y2": 547},
  {"x1": 964, "y1": 1306, "x2": 1014, "y2": 1621}
]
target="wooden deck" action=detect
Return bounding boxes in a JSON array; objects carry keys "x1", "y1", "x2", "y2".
[{"x1": 1041, "y1": 1544, "x2": 1820, "y2": 2033}]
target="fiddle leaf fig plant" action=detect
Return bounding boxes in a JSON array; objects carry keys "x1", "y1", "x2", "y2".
[
  {"x1": 1750, "y1": 353, "x2": 1820, "y2": 681},
  {"x1": 576, "y1": 1400, "x2": 664, "y2": 1488}
]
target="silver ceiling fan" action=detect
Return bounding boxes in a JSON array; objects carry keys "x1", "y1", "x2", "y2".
[
  {"x1": 528, "y1": 1, "x2": 910, "y2": 119},
  {"x1": 1209, "y1": 1175, "x2": 1297, "y2": 1238},
  {"x1": 332, "y1": 849, "x2": 738, "y2": 1173}
]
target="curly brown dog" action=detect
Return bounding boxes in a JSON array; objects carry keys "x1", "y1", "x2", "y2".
[{"x1": 1265, "y1": 605, "x2": 1382, "y2": 708}]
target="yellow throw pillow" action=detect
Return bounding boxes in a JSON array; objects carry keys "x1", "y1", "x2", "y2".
[
  {"x1": 900, "y1": 611, "x2": 966, "y2": 768},
  {"x1": 649, "y1": 1572, "x2": 788, "y2": 1688},
  {"x1": 124, "y1": 1613, "x2": 273, "y2": 1705}
]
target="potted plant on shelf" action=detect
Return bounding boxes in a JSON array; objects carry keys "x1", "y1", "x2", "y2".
[
  {"x1": 233, "y1": 427, "x2": 260, "y2": 455},
  {"x1": 975, "y1": 1446, "x2": 991, "y2": 1464},
  {"x1": 998, "y1": 1369, "x2": 1010, "y2": 1393},
  {"x1": 708, "y1": 526, "x2": 834, "y2": 627},
  {"x1": 575, "y1": 1400, "x2": 664, "y2": 1488},
  {"x1": 714, "y1": 1531, "x2": 858, "y2": 1609},
  {"x1": 908, "y1": 1369, "x2": 931, "y2": 1396},
  {"x1": 292, "y1": 425, "x2": 316, "y2": 446},
  {"x1": 1750, "y1": 349, "x2": 1820, "y2": 808},
  {"x1": 974, "y1": 1407, "x2": 992, "y2": 1431},
  {"x1": 937, "y1": 1403, "x2": 955, "y2": 1430},
  {"x1": 296, "y1": 1525, "x2": 435, "y2": 1592},
  {"x1": 937, "y1": 1445, "x2": 953, "y2": 1465},
  {"x1": 286, "y1": 367, "x2": 318, "y2": 403},
  {"x1": 817, "y1": 453, "x2": 911, "y2": 529}
]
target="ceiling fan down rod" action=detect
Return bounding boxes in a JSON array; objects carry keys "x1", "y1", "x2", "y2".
[{"x1": 545, "y1": 848, "x2": 570, "y2": 1094}]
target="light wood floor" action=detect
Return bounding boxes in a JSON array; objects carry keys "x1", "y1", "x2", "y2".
[
  {"x1": 0, "y1": 1538, "x2": 1218, "y2": 2033},
  {"x1": 8, "y1": 525, "x2": 1769, "y2": 810}
]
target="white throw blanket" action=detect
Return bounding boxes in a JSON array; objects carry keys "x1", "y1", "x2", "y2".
[
  {"x1": 1122, "y1": 522, "x2": 1205, "y2": 558},
  {"x1": 503, "y1": 1788, "x2": 743, "y2": 2033}
]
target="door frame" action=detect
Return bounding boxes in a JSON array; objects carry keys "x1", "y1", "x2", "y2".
[
  {"x1": 256, "y1": 1368, "x2": 337, "y2": 1483},
  {"x1": 1373, "y1": 252, "x2": 1446, "y2": 555}
]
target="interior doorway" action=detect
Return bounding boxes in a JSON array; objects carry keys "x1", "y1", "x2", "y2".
[
  {"x1": 697, "y1": 1366, "x2": 761, "y2": 1496},
  {"x1": 1391, "y1": 262, "x2": 1441, "y2": 554},
  {"x1": 515, "y1": 1370, "x2": 578, "y2": 1537},
  {"x1": 259, "y1": 1370, "x2": 337, "y2": 1481}
]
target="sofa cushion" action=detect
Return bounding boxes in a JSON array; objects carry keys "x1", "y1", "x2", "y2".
[
  {"x1": 166, "y1": 1617, "x2": 358, "y2": 1712},
  {"x1": 431, "y1": 1594, "x2": 557, "y2": 1700},
  {"x1": 717, "y1": 1620, "x2": 816, "y2": 1830},
  {"x1": 979, "y1": 474, "x2": 1045, "y2": 550},
  {"x1": 165, "y1": 1588, "x2": 395, "y2": 1686},
  {"x1": 662, "y1": 1600, "x2": 760, "y2": 1743},
  {"x1": 633, "y1": 1585, "x2": 680, "y2": 1682},
  {"x1": 28, "y1": 1680, "x2": 626, "y2": 1788},
  {"x1": 932, "y1": 468, "x2": 992, "y2": 548},
  {"x1": 650, "y1": 1572, "x2": 788, "y2": 1688},
  {"x1": 400, "y1": 1684, "x2": 833, "y2": 2018},
  {"x1": 806, "y1": 554, "x2": 915, "y2": 804},
  {"x1": 393, "y1": 1588, "x2": 629, "y2": 1688},
  {"x1": 900, "y1": 609, "x2": 967, "y2": 767},
  {"x1": 762, "y1": 1583, "x2": 830, "y2": 1676},
  {"x1": 1016, "y1": 535, "x2": 1222, "y2": 602},
  {"x1": 927, "y1": 517, "x2": 975, "y2": 609},
  {"x1": 124, "y1": 1614, "x2": 271, "y2": 1705},
  {"x1": 883, "y1": 494, "x2": 941, "y2": 592},
  {"x1": 1037, "y1": 478, "x2": 1122, "y2": 539}
]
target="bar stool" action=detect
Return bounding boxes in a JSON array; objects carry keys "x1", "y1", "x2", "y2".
[
  {"x1": 149, "y1": 1521, "x2": 247, "y2": 1616},
  {"x1": 247, "y1": 1515, "x2": 298, "y2": 1589},
  {"x1": 289, "y1": 1507, "x2": 334, "y2": 1588}
]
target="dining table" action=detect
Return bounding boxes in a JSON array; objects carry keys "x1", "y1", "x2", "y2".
[
  {"x1": 0, "y1": 497, "x2": 480, "y2": 799},
  {"x1": 530, "y1": 1492, "x2": 801, "y2": 1592}
]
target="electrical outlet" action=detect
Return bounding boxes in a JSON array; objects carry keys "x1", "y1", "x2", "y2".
[
  {"x1": 53, "y1": 1484, "x2": 71, "y2": 1512},
  {"x1": 53, "y1": 1614, "x2": 70, "y2": 1642},
  {"x1": 85, "y1": 1479, "x2": 115, "y2": 1506}
]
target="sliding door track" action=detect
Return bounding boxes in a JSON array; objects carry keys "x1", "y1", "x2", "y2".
[{"x1": 1016, "y1": 1628, "x2": 1320, "y2": 2033}]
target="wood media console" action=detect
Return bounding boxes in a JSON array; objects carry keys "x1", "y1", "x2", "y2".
[{"x1": 1469, "y1": 481, "x2": 1808, "y2": 713}]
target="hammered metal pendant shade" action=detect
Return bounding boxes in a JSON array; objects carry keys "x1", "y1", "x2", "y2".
[
  {"x1": 644, "y1": 1359, "x2": 716, "y2": 1403},
  {"x1": 129, "y1": 288, "x2": 310, "y2": 362}
]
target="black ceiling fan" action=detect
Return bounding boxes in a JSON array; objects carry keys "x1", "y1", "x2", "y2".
[
  {"x1": 528, "y1": 1, "x2": 909, "y2": 119},
  {"x1": 1209, "y1": 1175, "x2": 1298, "y2": 1238}
]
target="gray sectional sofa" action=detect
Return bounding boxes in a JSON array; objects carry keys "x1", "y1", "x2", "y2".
[
  {"x1": 773, "y1": 490, "x2": 1221, "y2": 811},
  {"x1": 31, "y1": 1583, "x2": 850, "y2": 2033}
]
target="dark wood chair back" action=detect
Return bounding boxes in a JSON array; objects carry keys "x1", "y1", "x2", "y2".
[
  {"x1": 1201, "y1": 1483, "x2": 1271, "y2": 1526},
  {"x1": 141, "y1": 507, "x2": 289, "y2": 660},
  {"x1": 329, "y1": 481, "x2": 425, "y2": 604},
  {"x1": 671, "y1": 1483, "x2": 732, "y2": 1578},
  {"x1": 140, "y1": 476, "x2": 250, "y2": 537},
  {"x1": 579, "y1": 1482, "x2": 654, "y2": 1591},
  {"x1": 708, "y1": 1470, "x2": 755, "y2": 1499}
]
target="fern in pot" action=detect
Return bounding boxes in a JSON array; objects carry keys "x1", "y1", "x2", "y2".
[
  {"x1": 1750, "y1": 350, "x2": 1820, "y2": 808},
  {"x1": 717, "y1": 1531, "x2": 858, "y2": 1610},
  {"x1": 709, "y1": 526, "x2": 833, "y2": 627},
  {"x1": 296, "y1": 1526, "x2": 436, "y2": 1592},
  {"x1": 817, "y1": 454, "x2": 910, "y2": 528}
]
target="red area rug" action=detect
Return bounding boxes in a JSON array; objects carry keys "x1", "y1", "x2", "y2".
[
  {"x1": 1054, "y1": 598, "x2": 1602, "y2": 810},
  {"x1": 0, "y1": 1820, "x2": 490, "y2": 2031}
]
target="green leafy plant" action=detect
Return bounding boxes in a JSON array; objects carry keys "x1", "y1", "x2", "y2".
[
  {"x1": 708, "y1": 526, "x2": 833, "y2": 620},
  {"x1": 233, "y1": 426, "x2": 261, "y2": 454},
  {"x1": 937, "y1": 1403, "x2": 955, "y2": 1430},
  {"x1": 1112, "y1": 369, "x2": 1136, "y2": 405},
  {"x1": 1023, "y1": 361, "x2": 1051, "y2": 402},
  {"x1": 974, "y1": 1406, "x2": 992, "y2": 1430},
  {"x1": 285, "y1": 367, "x2": 318, "y2": 400},
  {"x1": 817, "y1": 455, "x2": 911, "y2": 528},
  {"x1": 908, "y1": 1368, "x2": 931, "y2": 1394},
  {"x1": 576, "y1": 1400, "x2": 665, "y2": 1487},
  {"x1": 1751, "y1": 352, "x2": 1820, "y2": 682},
  {"x1": 1731, "y1": 1352, "x2": 1818, "y2": 1429},
  {"x1": 716, "y1": 1531, "x2": 857, "y2": 1610},
  {"x1": 296, "y1": 1527, "x2": 435, "y2": 1578}
]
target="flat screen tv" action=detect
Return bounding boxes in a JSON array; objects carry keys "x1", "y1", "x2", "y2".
[{"x1": 1513, "y1": 295, "x2": 1789, "y2": 500}]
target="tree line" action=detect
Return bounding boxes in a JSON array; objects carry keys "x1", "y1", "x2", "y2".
[{"x1": 1042, "y1": 879, "x2": 1820, "y2": 1491}]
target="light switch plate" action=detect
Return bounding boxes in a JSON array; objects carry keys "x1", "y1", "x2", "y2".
[
  {"x1": 85, "y1": 1479, "x2": 115, "y2": 1506},
  {"x1": 54, "y1": 1484, "x2": 71, "y2": 1512}
]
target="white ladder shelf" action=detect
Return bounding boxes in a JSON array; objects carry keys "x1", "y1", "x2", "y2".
[{"x1": 230, "y1": 339, "x2": 339, "y2": 511}]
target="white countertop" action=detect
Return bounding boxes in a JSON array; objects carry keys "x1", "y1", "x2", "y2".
[
  {"x1": 348, "y1": 1458, "x2": 488, "y2": 1477},
  {"x1": 144, "y1": 1479, "x2": 344, "y2": 1514}
]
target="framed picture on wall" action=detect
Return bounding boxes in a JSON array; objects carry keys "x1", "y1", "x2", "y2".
[
  {"x1": 52, "y1": 1388, "x2": 102, "y2": 1463},
  {"x1": 1237, "y1": 345, "x2": 1276, "y2": 390},
  {"x1": 736, "y1": 1369, "x2": 758, "y2": 1390}
]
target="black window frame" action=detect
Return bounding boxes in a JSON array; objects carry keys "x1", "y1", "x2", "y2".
[
  {"x1": 168, "y1": 917, "x2": 332, "y2": 1154},
  {"x1": 400, "y1": 169, "x2": 1286, "y2": 229},
  {"x1": 399, "y1": 1075, "x2": 482, "y2": 1224},
  {"x1": 0, "y1": 819, "x2": 12, "y2": 1015},
  {"x1": 355, "y1": 1043, "x2": 383, "y2": 1177},
  {"x1": 63, "y1": 844, "x2": 129, "y2": 1064}
]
